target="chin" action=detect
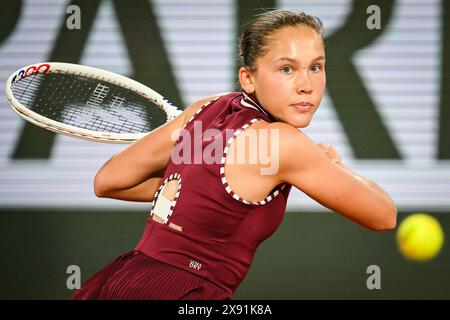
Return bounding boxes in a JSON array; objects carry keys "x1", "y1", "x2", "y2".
[{"x1": 293, "y1": 121, "x2": 311, "y2": 128}]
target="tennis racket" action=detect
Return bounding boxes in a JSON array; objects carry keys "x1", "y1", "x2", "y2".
[{"x1": 5, "y1": 62, "x2": 183, "y2": 143}]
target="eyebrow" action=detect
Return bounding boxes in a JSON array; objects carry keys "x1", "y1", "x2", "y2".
[{"x1": 274, "y1": 56, "x2": 325, "y2": 64}]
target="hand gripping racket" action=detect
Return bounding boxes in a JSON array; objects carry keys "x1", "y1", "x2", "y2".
[{"x1": 5, "y1": 62, "x2": 183, "y2": 143}]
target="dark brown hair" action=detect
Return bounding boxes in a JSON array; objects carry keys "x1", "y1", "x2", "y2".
[{"x1": 238, "y1": 9, "x2": 324, "y2": 72}]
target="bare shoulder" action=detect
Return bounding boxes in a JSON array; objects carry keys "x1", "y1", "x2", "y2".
[
  {"x1": 259, "y1": 121, "x2": 319, "y2": 155},
  {"x1": 235, "y1": 120, "x2": 323, "y2": 177},
  {"x1": 259, "y1": 122, "x2": 327, "y2": 174},
  {"x1": 241, "y1": 120, "x2": 318, "y2": 158},
  {"x1": 266, "y1": 121, "x2": 309, "y2": 141}
]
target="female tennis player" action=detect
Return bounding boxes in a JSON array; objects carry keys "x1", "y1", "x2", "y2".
[{"x1": 71, "y1": 9, "x2": 397, "y2": 300}]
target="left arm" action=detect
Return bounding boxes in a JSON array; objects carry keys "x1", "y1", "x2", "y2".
[
  {"x1": 275, "y1": 123, "x2": 397, "y2": 231},
  {"x1": 318, "y1": 143, "x2": 396, "y2": 209}
]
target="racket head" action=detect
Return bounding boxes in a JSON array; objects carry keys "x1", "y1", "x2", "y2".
[{"x1": 5, "y1": 62, "x2": 182, "y2": 143}]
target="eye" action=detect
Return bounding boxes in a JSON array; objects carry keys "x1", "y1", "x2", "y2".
[
  {"x1": 310, "y1": 64, "x2": 322, "y2": 73},
  {"x1": 280, "y1": 66, "x2": 294, "y2": 74}
]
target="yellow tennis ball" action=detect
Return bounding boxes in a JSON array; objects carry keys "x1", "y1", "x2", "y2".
[{"x1": 396, "y1": 213, "x2": 444, "y2": 261}]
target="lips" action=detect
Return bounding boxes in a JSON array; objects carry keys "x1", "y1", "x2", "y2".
[{"x1": 291, "y1": 102, "x2": 313, "y2": 112}]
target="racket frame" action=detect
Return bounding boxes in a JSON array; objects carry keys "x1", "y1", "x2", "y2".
[{"x1": 5, "y1": 62, "x2": 182, "y2": 143}]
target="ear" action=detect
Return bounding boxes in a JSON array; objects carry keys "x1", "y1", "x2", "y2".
[{"x1": 238, "y1": 66, "x2": 255, "y2": 94}]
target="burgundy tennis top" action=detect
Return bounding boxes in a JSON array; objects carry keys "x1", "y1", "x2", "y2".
[{"x1": 135, "y1": 92, "x2": 291, "y2": 297}]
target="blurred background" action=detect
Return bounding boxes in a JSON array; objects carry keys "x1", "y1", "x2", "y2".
[{"x1": 0, "y1": 0, "x2": 449, "y2": 299}]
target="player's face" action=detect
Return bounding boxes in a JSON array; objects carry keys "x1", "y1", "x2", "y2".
[{"x1": 241, "y1": 25, "x2": 326, "y2": 128}]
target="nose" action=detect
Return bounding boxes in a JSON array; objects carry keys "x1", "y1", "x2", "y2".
[{"x1": 296, "y1": 69, "x2": 313, "y2": 94}]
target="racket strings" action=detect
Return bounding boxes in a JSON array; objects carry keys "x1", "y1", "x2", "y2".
[{"x1": 11, "y1": 73, "x2": 168, "y2": 134}]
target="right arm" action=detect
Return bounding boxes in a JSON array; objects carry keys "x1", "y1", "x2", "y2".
[{"x1": 94, "y1": 93, "x2": 229, "y2": 202}]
